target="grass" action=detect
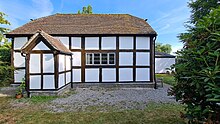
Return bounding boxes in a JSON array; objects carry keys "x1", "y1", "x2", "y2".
[
  {"x1": 156, "y1": 74, "x2": 176, "y2": 86},
  {"x1": 0, "y1": 96, "x2": 186, "y2": 124}
]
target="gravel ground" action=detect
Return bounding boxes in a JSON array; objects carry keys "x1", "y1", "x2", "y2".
[{"x1": 47, "y1": 84, "x2": 177, "y2": 112}]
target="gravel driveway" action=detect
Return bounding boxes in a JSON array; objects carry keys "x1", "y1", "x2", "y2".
[{"x1": 47, "y1": 84, "x2": 177, "y2": 112}]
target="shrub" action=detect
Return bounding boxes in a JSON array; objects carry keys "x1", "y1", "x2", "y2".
[{"x1": 170, "y1": 7, "x2": 220, "y2": 123}]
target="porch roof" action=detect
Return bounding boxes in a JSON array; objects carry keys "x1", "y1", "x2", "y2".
[{"x1": 21, "y1": 30, "x2": 71, "y2": 54}]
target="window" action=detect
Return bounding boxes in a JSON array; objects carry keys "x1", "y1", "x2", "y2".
[
  {"x1": 86, "y1": 53, "x2": 115, "y2": 65},
  {"x1": 109, "y1": 53, "x2": 115, "y2": 65},
  {"x1": 94, "y1": 53, "x2": 100, "y2": 64},
  {"x1": 102, "y1": 53, "x2": 108, "y2": 64},
  {"x1": 86, "y1": 53, "x2": 93, "y2": 65}
]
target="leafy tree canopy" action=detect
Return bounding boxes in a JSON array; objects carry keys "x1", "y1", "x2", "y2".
[
  {"x1": 0, "y1": 12, "x2": 10, "y2": 47},
  {"x1": 78, "y1": 5, "x2": 93, "y2": 14},
  {"x1": 155, "y1": 42, "x2": 172, "y2": 54},
  {"x1": 188, "y1": 0, "x2": 219, "y2": 24}
]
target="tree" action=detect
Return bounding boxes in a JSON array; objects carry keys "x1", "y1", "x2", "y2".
[
  {"x1": 77, "y1": 5, "x2": 93, "y2": 14},
  {"x1": 171, "y1": 5, "x2": 220, "y2": 124},
  {"x1": 0, "y1": 12, "x2": 12, "y2": 87},
  {"x1": 188, "y1": 0, "x2": 219, "y2": 24},
  {"x1": 155, "y1": 42, "x2": 172, "y2": 54},
  {"x1": 0, "y1": 12, "x2": 10, "y2": 46}
]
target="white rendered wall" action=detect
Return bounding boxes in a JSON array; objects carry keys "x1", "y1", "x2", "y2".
[
  {"x1": 56, "y1": 37, "x2": 69, "y2": 48},
  {"x1": 66, "y1": 72, "x2": 71, "y2": 83},
  {"x1": 59, "y1": 73, "x2": 65, "y2": 88},
  {"x1": 14, "y1": 37, "x2": 28, "y2": 49},
  {"x1": 14, "y1": 69, "x2": 25, "y2": 82},
  {"x1": 33, "y1": 41, "x2": 50, "y2": 50},
  {"x1": 136, "y1": 37, "x2": 150, "y2": 50},
  {"x1": 66, "y1": 55, "x2": 71, "y2": 70},
  {"x1": 14, "y1": 52, "x2": 25, "y2": 67},
  {"x1": 43, "y1": 54, "x2": 54, "y2": 73},
  {"x1": 71, "y1": 37, "x2": 81, "y2": 49},
  {"x1": 136, "y1": 68, "x2": 150, "y2": 81},
  {"x1": 30, "y1": 75, "x2": 41, "y2": 89},
  {"x1": 73, "y1": 69, "x2": 81, "y2": 82},
  {"x1": 136, "y1": 52, "x2": 150, "y2": 66},
  {"x1": 85, "y1": 68, "x2": 99, "y2": 82},
  {"x1": 30, "y1": 54, "x2": 40, "y2": 73},
  {"x1": 85, "y1": 37, "x2": 99, "y2": 50},
  {"x1": 102, "y1": 68, "x2": 116, "y2": 82},
  {"x1": 119, "y1": 37, "x2": 133, "y2": 49},
  {"x1": 155, "y1": 58, "x2": 175, "y2": 73},
  {"x1": 72, "y1": 52, "x2": 81, "y2": 66},
  {"x1": 119, "y1": 52, "x2": 133, "y2": 66},
  {"x1": 43, "y1": 75, "x2": 55, "y2": 89},
  {"x1": 101, "y1": 37, "x2": 116, "y2": 50},
  {"x1": 59, "y1": 55, "x2": 65, "y2": 72},
  {"x1": 119, "y1": 68, "x2": 133, "y2": 81}
]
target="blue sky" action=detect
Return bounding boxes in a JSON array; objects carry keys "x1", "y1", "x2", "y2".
[{"x1": 0, "y1": 0, "x2": 190, "y2": 54}]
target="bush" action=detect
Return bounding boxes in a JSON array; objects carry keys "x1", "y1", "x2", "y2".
[
  {"x1": 170, "y1": 7, "x2": 220, "y2": 123},
  {"x1": 0, "y1": 47, "x2": 13, "y2": 87}
]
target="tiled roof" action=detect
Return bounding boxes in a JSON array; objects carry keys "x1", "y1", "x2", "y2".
[
  {"x1": 155, "y1": 52, "x2": 175, "y2": 58},
  {"x1": 8, "y1": 14, "x2": 157, "y2": 35},
  {"x1": 21, "y1": 30, "x2": 71, "y2": 54}
]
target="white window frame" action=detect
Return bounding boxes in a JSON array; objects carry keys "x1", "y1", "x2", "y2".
[{"x1": 85, "y1": 53, "x2": 115, "y2": 65}]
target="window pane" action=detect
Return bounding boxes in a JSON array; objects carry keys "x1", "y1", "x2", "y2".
[
  {"x1": 102, "y1": 53, "x2": 108, "y2": 64},
  {"x1": 86, "y1": 54, "x2": 93, "y2": 64},
  {"x1": 109, "y1": 53, "x2": 115, "y2": 64},
  {"x1": 94, "y1": 53, "x2": 100, "y2": 64}
]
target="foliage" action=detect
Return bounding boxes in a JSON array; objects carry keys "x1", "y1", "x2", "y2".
[
  {"x1": 156, "y1": 74, "x2": 176, "y2": 86},
  {"x1": 16, "y1": 78, "x2": 26, "y2": 95},
  {"x1": 0, "y1": 47, "x2": 13, "y2": 87},
  {"x1": 0, "y1": 12, "x2": 10, "y2": 44},
  {"x1": 171, "y1": 7, "x2": 220, "y2": 123},
  {"x1": 155, "y1": 42, "x2": 172, "y2": 54},
  {"x1": 188, "y1": 0, "x2": 219, "y2": 24},
  {"x1": 77, "y1": 5, "x2": 93, "y2": 14}
]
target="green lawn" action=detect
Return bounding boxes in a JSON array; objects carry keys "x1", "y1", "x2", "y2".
[
  {"x1": 156, "y1": 74, "x2": 176, "y2": 86},
  {"x1": 0, "y1": 97, "x2": 186, "y2": 124}
]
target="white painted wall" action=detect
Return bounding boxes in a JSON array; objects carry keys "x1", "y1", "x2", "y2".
[
  {"x1": 66, "y1": 72, "x2": 71, "y2": 83},
  {"x1": 73, "y1": 69, "x2": 81, "y2": 82},
  {"x1": 119, "y1": 52, "x2": 133, "y2": 66},
  {"x1": 14, "y1": 69, "x2": 25, "y2": 82},
  {"x1": 33, "y1": 41, "x2": 50, "y2": 50},
  {"x1": 119, "y1": 37, "x2": 133, "y2": 49},
  {"x1": 136, "y1": 52, "x2": 150, "y2": 66},
  {"x1": 71, "y1": 37, "x2": 81, "y2": 49},
  {"x1": 102, "y1": 68, "x2": 116, "y2": 82},
  {"x1": 56, "y1": 37, "x2": 69, "y2": 48},
  {"x1": 66, "y1": 55, "x2": 71, "y2": 71},
  {"x1": 14, "y1": 37, "x2": 28, "y2": 49},
  {"x1": 30, "y1": 75, "x2": 41, "y2": 89},
  {"x1": 43, "y1": 75, "x2": 55, "y2": 89},
  {"x1": 136, "y1": 37, "x2": 150, "y2": 50},
  {"x1": 136, "y1": 68, "x2": 150, "y2": 81},
  {"x1": 43, "y1": 54, "x2": 54, "y2": 73},
  {"x1": 155, "y1": 58, "x2": 175, "y2": 73},
  {"x1": 85, "y1": 37, "x2": 99, "y2": 50},
  {"x1": 59, "y1": 73, "x2": 65, "y2": 88},
  {"x1": 119, "y1": 68, "x2": 133, "y2": 81},
  {"x1": 59, "y1": 55, "x2": 65, "y2": 72},
  {"x1": 101, "y1": 37, "x2": 116, "y2": 50},
  {"x1": 30, "y1": 54, "x2": 40, "y2": 73},
  {"x1": 14, "y1": 52, "x2": 25, "y2": 67},
  {"x1": 72, "y1": 52, "x2": 81, "y2": 66},
  {"x1": 85, "y1": 68, "x2": 99, "y2": 82}
]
